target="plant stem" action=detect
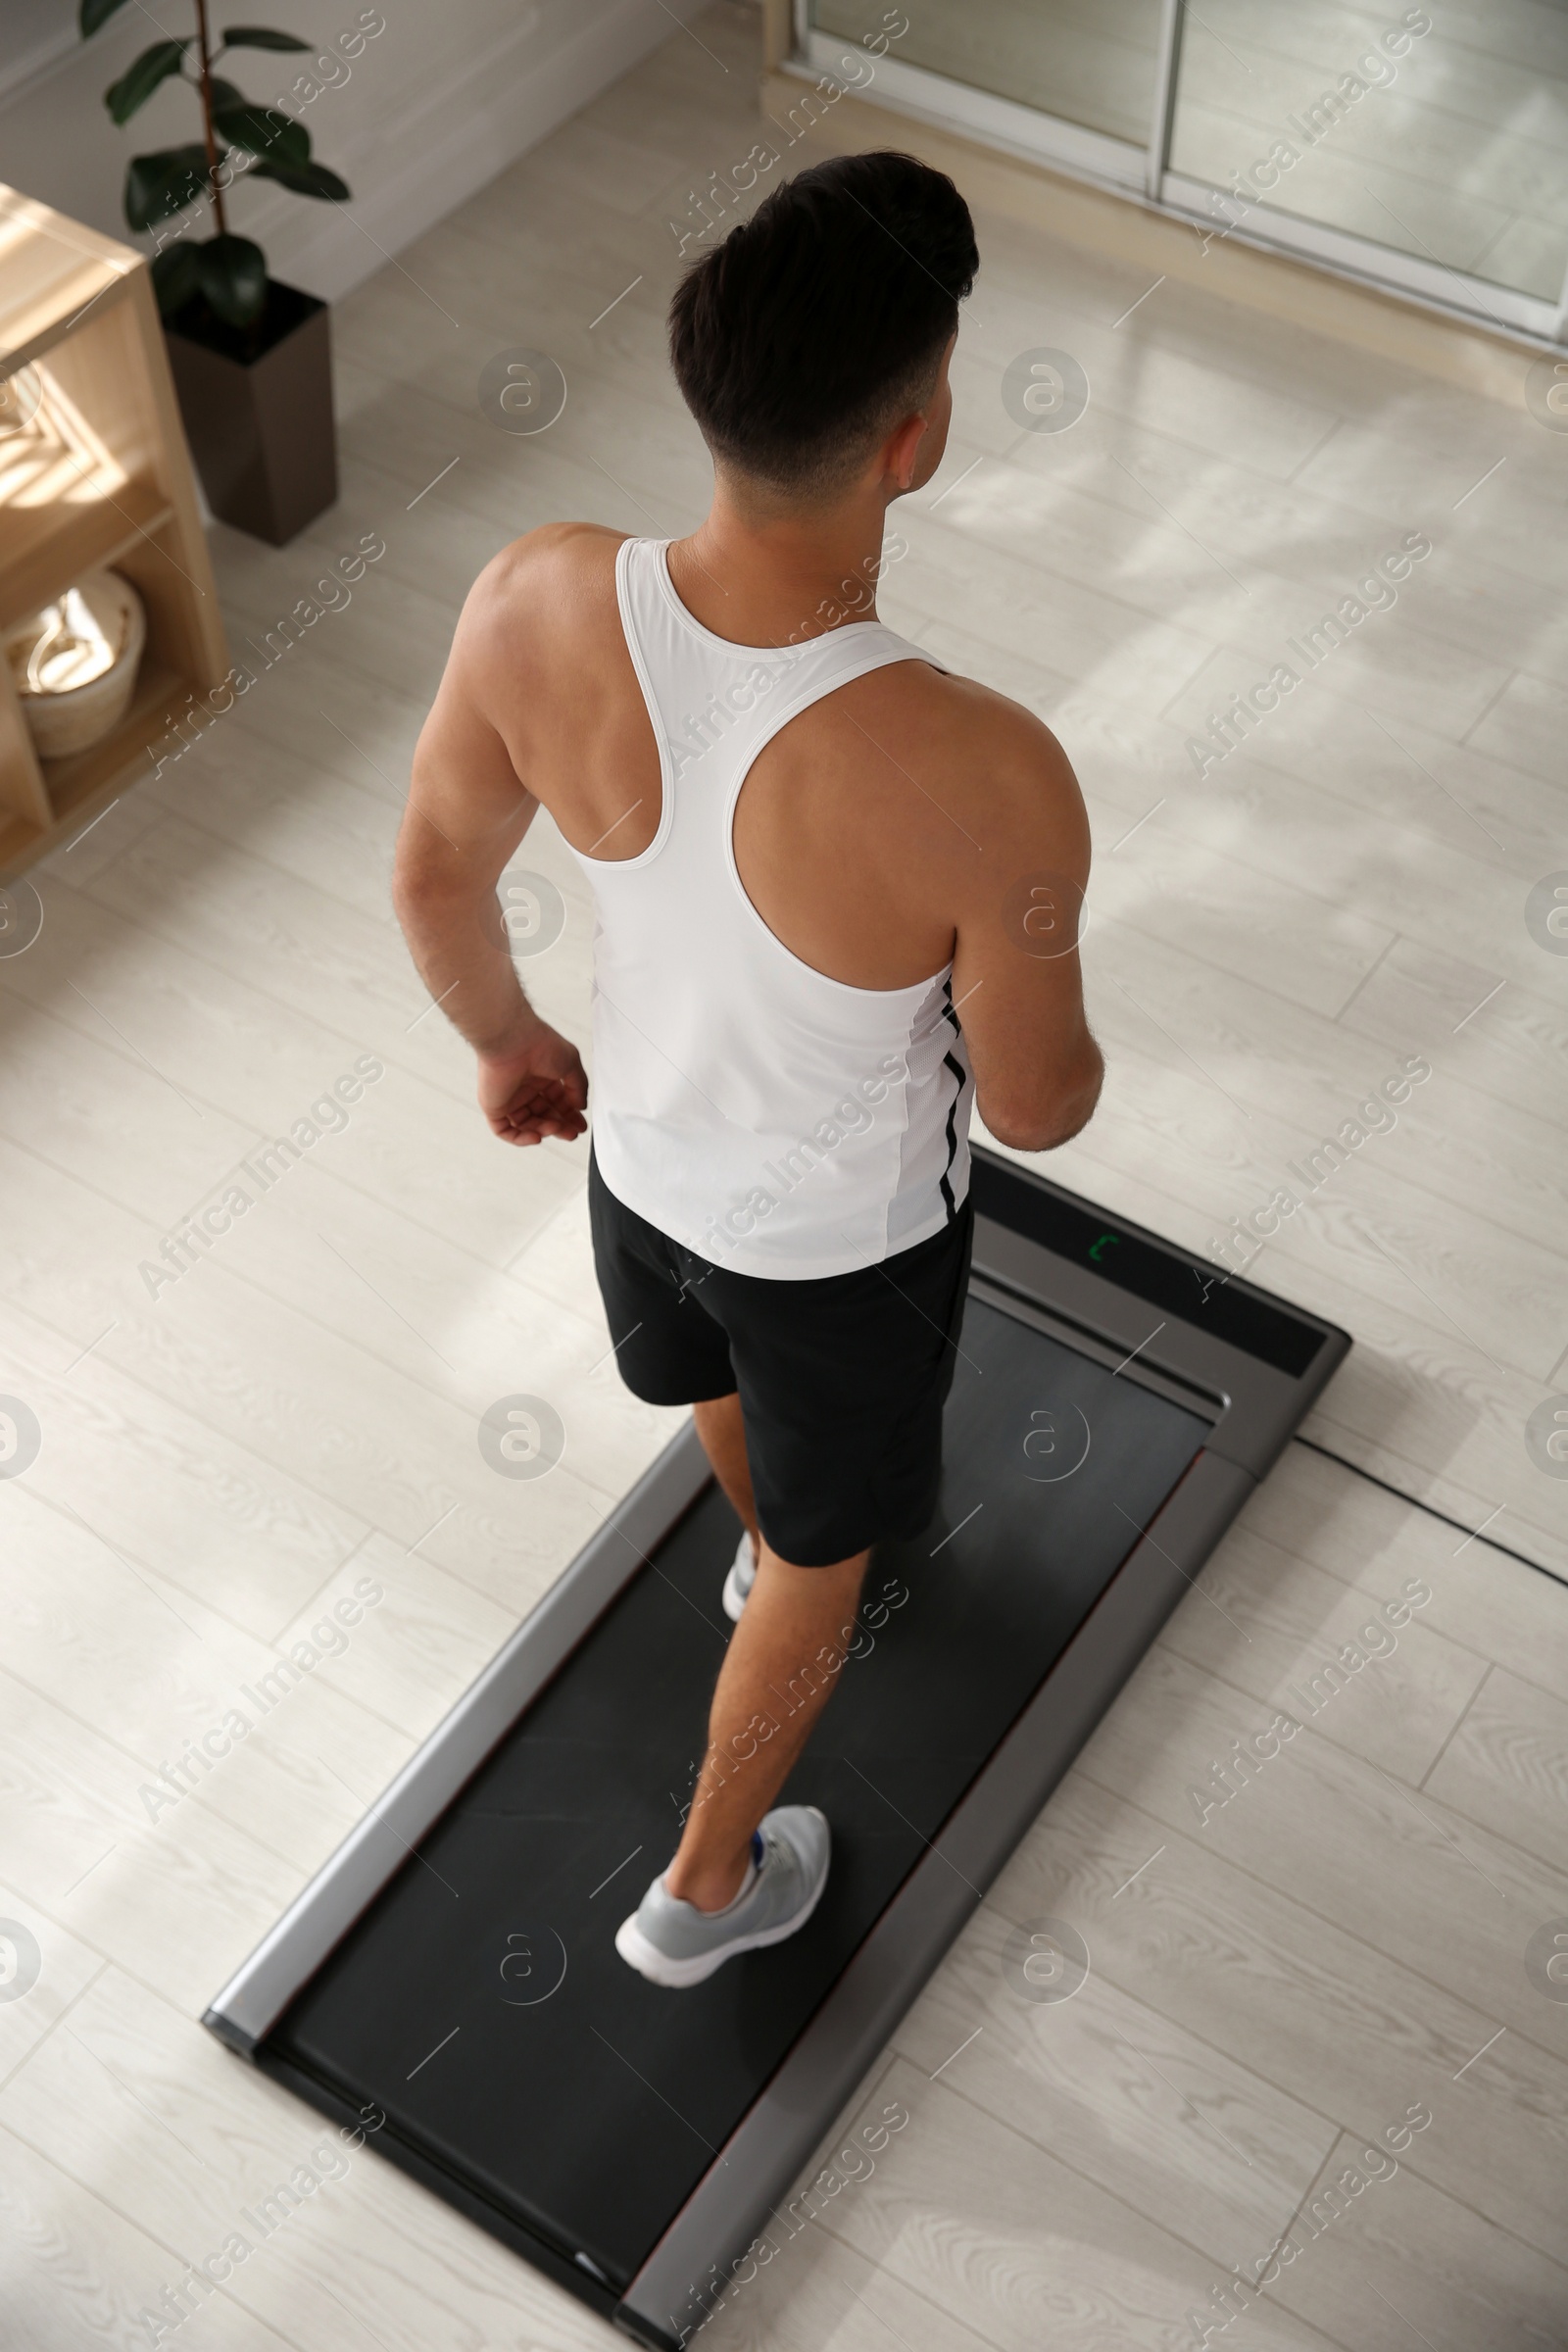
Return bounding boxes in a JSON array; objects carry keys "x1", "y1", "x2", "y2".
[{"x1": 192, "y1": 0, "x2": 227, "y2": 235}]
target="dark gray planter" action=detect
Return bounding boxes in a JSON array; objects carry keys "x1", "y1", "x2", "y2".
[{"x1": 164, "y1": 277, "x2": 337, "y2": 546}]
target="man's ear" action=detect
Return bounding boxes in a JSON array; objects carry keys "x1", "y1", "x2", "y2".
[
  {"x1": 884, "y1": 410, "x2": 931, "y2": 492},
  {"x1": 885, "y1": 336, "x2": 956, "y2": 494}
]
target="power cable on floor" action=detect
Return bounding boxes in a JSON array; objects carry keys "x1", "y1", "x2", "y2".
[{"x1": 1290, "y1": 1434, "x2": 1568, "y2": 1593}]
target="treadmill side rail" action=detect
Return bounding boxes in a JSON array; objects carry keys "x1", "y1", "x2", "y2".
[
  {"x1": 615, "y1": 1449, "x2": 1255, "y2": 2351},
  {"x1": 202, "y1": 1422, "x2": 711, "y2": 2054}
]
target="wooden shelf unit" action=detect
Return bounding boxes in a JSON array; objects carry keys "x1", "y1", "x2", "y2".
[{"x1": 0, "y1": 182, "x2": 228, "y2": 882}]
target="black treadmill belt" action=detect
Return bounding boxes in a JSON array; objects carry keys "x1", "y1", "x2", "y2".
[{"x1": 271, "y1": 1296, "x2": 1208, "y2": 2284}]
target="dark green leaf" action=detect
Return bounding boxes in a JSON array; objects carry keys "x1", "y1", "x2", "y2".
[
  {"x1": 150, "y1": 238, "x2": 202, "y2": 317},
  {"x1": 80, "y1": 0, "x2": 132, "y2": 35},
  {"x1": 250, "y1": 157, "x2": 350, "y2": 202},
  {"x1": 124, "y1": 144, "x2": 212, "y2": 231},
  {"x1": 196, "y1": 232, "x2": 268, "y2": 326},
  {"x1": 205, "y1": 76, "x2": 249, "y2": 115},
  {"x1": 212, "y1": 103, "x2": 308, "y2": 168},
  {"x1": 104, "y1": 40, "x2": 188, "y2": 125},
  {"x1": 220, "y1": 25, "x2": 311, "y2": 49}
]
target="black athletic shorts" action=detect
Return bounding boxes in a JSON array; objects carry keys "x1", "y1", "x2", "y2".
[{"x1": 587, "y1": 1146, "x2": 973, "y2": 1567}]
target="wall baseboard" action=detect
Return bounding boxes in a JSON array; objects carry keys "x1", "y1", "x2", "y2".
[
  {"x1": 255, "y1": 0, "x2": 711, "y2": 307},
  {"x1": 0, "y1": 0, "x2": 711, "y2": 320}
]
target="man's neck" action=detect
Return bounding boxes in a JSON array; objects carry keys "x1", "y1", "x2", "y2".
[{"x1": 666, "y1": 480, "x2": 894, "y2": 649}]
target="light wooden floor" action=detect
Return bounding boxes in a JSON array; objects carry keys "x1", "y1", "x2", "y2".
[{"x1": 2, "y1": 5, "x2": 1566, "y2": 2346}]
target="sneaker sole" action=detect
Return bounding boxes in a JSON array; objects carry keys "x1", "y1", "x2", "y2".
[
  {"x1": 614, "y1": 1850, "x2": 830, "y2": 1988},
  {"x1": 720, "y1": 1559, "x2": 751, "y2": 1622}
]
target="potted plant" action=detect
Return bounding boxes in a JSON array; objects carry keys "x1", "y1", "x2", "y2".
[{"x1": 81, "y1": 0, "x2": 353, "y2": 545}]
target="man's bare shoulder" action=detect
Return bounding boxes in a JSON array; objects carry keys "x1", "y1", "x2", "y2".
[
  {"x1": 858, "y1": 656, "x2": 1083, "y2": 834},
  {"x1": 466, "y1": 520, "x2": 626, "y2": 629},
  {"x1": 446, "y1": 524, "x2": 632, "y2": 725}
]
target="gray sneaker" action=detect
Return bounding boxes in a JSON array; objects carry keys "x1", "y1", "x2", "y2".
[
  {"x1": 721, "y1": 1531, "x2": 757, "y2": 1622},
  {"x1": 615, "y1": 1807, "x2": 831, "y2": 1987}
]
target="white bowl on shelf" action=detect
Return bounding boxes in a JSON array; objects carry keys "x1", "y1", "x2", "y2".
[{"x1": 5, "y1": 567, "x2": 146, "y2": 761}]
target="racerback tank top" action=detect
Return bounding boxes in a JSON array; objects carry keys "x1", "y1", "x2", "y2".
[{"x1": 565, "y1": 536, "x2": 973, "y2": 1280}]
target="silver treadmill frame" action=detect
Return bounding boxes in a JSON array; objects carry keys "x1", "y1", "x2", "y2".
[{"x1": 204, "y1": 1157, "x2": 1348, "y2": 2349}]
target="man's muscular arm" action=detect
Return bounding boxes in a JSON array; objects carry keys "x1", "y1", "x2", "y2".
[
  {"x1": 393, "y1": 546, "x2": 587, "y2": 1146},
  {"x1": 949, "y1": 702, "x2": 1102, "y2": 1152}
]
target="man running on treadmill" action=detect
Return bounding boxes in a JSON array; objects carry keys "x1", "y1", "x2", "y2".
[{"x1": 394, "y1": 151, "x2": 1102, "y2": 1987}]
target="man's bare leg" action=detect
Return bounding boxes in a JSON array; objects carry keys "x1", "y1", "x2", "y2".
[
  {"x1": 664, "y1": 1542, "x2": 869, "y2": 1912},
  {"x1": 692, "y1": 1393, "x2": 760, "y2": 1564}
]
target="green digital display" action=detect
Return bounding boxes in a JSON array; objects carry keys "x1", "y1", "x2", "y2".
[{"x1": 970, "y1": 1158, "x2": 1326, "y2": 1379}]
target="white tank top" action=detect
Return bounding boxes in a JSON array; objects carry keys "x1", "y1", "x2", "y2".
[{"x1": 566, "y1": 537, "x2": 973, "y2": 1281}]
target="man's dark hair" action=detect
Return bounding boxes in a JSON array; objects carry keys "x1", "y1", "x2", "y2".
[{"x1": 668, "y1": 150, "x2": 977, "y2": 498}]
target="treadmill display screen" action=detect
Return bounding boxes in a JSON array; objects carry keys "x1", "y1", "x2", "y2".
[{"x1": 970, "y1": 1153, "x2": 1326, "y2": 1377}]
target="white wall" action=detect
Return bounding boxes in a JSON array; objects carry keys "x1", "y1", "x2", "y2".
[{"x1": 0, "y1": 0, "x2": 711, "y2": 303}]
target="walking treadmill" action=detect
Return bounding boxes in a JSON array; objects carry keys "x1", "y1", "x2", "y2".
[{"x1": 204, "y1": 1147, "x2": 1348, "y2": 2348}]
